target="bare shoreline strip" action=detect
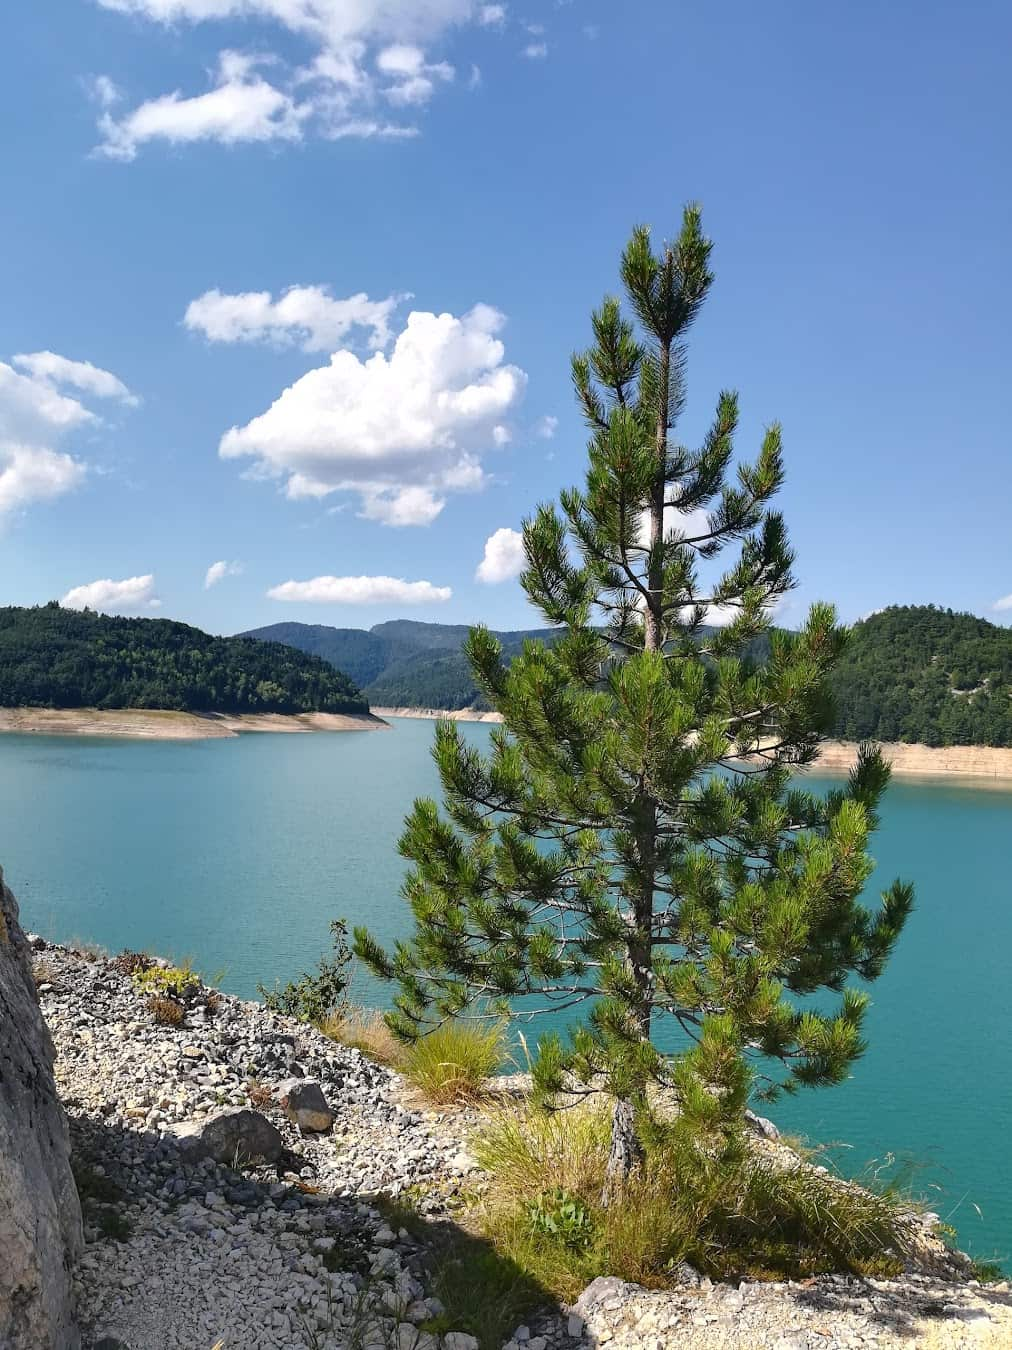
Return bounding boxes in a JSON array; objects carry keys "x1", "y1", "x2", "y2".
[
  {"x1": 0, "y1": 707, "x2": 389, "y2": 740},
  {"x1": 374, "y1": 709, "x2": 1012, "y2": 785}
]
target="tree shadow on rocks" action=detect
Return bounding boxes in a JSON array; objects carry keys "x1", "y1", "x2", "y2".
[
  {"x1": 67, "y1": 1111, "x2": 562, "y2": 1350},
  {"x1": 780, "y1": 1272, "x2": 1012, "y2": 1341}
]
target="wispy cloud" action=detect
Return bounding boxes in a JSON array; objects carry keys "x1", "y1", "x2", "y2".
[
  {"x1": 205, "y1": 559, "x2": 243, "y2": 589},
  {"x1": 92, "y1": 0, "x2": 503, "y2": 157}
]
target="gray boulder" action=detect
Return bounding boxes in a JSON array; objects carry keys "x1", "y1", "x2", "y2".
[
  {"x1": 172, "y1": 1108, "x2": 283, "y2": 1165},
  {"x1": 0, "y1": 867, "x2": 83, "y2": 1349},
  {"x1": 278, "y1": 1078, "x2": 334, "y2": 1133}
]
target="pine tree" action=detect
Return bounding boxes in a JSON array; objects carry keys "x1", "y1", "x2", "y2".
[{"x1": 355, "y1": 206, "x2": 912, "y2": 1197}]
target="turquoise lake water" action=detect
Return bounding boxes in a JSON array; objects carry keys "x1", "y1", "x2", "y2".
[{"x1": 1, "y1": 719, "x2": 1009, "y2": 1263}]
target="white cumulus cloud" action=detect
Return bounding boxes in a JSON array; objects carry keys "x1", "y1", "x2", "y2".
[
  {"x1": 358, "y1": 485, "x2": 445, "y2": 526},
  {"x1": 217, "y1": 302, "x2": 526, "y2": 525},
  {"x1": 992, "y1": 594, "x2": 1012, "y2": 613},
  {"x1": 267, "y1": 574, "x2": 452, "y2": 605},
  {"x1": 62, "y1": 574, "x2": 160, "y2": 613},
  {"x1": 478, "y1": 4, "x2": 507, "y2": 25},
  {"x1": 205, "y1": 559, "x2": 244, "y2": 588},
  {"x1": 476, "y1": 526, "x2": 525, "y2": 583},
  {"x1": 0, "y1": 349, "x2": 133, "y2": 521},
  {"x1": 184, "y1": 285, "x2": 405, "y2": 352},
  {"x1": 13, "y1": 352, "x2": 138, "y2": 406},
  {"x1": 0, "y1": 448, "x2": 86, "y2": 518},
  {"x1": 522, "y1": 41, "x2": 547, "y2": 59},
  {"x1": 534, "y1": 414, "x2": 558, "y2": 439},
  {"x1": 93, "y1": 0, "x2": 485, "y2": 155},
  {"x1": 97, "y1": 51, "x2": 306, "y2": 161}
]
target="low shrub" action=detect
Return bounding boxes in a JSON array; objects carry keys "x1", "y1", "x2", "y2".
[
  {"x1": 113, "y1": 949, "x2": 156, "y2": 976},
  {"x1": 258, "y1": 919, "x2": 352, "y2": 1025},
  {"x1": 147, "y1": 994, "x2": 185, "y2": 1026},
  {"x1": 133, "y1": 963, "x2": 201, "y2": 1002},
  {"x1": 400, "y1": 1019, "x2": 505, "y2": 1105}
]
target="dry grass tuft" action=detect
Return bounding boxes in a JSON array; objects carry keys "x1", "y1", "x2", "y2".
[
  {"x1": 147, "y1": 994, "x2": 185, "y2": 1027},
  {"x1": 246, "y1": 1079, "x2": 272, "y2": 1108},
  {"x1": 321, "y1": 1005, "x2": 401, "y2": 1065}
]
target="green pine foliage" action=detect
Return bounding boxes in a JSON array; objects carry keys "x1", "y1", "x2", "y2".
[
  {"x1": 0, "y1": 603, "x2": 367, "y2": 713},
  {"x1": 831, "y1": 605, "x2": 1012, "y2": 747},
  {"x1": 355, "y1": 208, "x2": 912, "y2": 1180}
]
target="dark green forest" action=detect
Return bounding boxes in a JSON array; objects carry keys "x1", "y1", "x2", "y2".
[
  {"x1": 249, "y1": 608, "x2": 1012, "y2": 747},
  {"x1": 830, "y1": 605, "x2": 1012, "y2": 746},
  {"x1": 0, "y1": 604, "x2": 367, "y2": 713},
  {"x1": 6, "y1": 604, "x2": 1010, "y2": 742}
]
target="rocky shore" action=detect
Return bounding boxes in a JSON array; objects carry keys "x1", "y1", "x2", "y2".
[{"x1": 23, "y1": 940, "x2": 1012, "y2": 1349}]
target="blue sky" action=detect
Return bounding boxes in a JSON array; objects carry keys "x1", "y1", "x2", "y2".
[{"x1": 2, "y1": 0, "x2": 1010, "y2": 636}]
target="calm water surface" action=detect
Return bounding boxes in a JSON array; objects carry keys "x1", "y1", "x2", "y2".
[{"x1": 1, "y1": 720, "x2": 1009, "y2": 1262}]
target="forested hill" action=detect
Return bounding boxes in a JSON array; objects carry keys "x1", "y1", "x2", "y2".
[
  {"x1": 242, "y1": 619, "x2": 768, "y2": 714},
  {"x1": 0, "y1": 605, "x2": 367, "y2": 714},
  {"x1": 831, "y1": 606, "x2": 1012, "y2": 746},
  {"x1": 245, "y1": 608, "x2": 1012, "y2": 747},
  {"x1": 242, "y1": 620, "x2": 564, "y2": 711}
]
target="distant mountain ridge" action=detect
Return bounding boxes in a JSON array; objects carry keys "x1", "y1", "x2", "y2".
[
  {"x1": 245, "y1": 607, "x2": 1012, "y2": 748},
  {"x1": 0, "y1": 605, "x2": 367, "y2": 714},
  {"x1": 240, "y1": 620, "x2": 563, "y2": 711}
]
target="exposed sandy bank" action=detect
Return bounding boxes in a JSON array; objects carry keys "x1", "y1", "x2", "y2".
[
  {"x1": 378, "y1": 711, "x2": 1012, "y2": 783},
  {"x1": 813, "y1": 740, "x2": 1012, "y2": 783},
  {"x1": 0, "y1": 707, "x2": 388, "y2": 740},
  {"x1": 372, "y1": 705, "x2": 505, "y2": 723}
]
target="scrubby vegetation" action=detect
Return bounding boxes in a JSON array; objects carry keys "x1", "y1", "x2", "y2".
[
  {"x1": 471, "y1": 1103, "x2": 916, "y2": 1299},
  {"x1": 0, "y1": 603, "x2": 366, "y2": 713},
  {"x1": 831, "y1": 605, "x2": 1012, "y2": 746},
  {"x1": 258, "y1": 921, "x2": 353, "y2": 1024}
]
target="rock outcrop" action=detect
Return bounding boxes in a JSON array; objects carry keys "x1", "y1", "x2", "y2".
[{"x1": 0, "y1": 868, "x2": 82, "y2": 1349}]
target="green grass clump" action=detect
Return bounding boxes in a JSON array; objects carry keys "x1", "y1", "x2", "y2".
[
  {"x1": 471, "y1": 1103, "x2": 916, "y2": 1302},
  {"x1": 400, "y1": 1020, "x2": 506, "y2": 1105}
]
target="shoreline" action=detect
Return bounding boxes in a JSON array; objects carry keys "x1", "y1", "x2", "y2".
[
  {"x1": 0, "y1": 707, "x2": 389, "y2": 740},
  {"x1": 4, "y1": 705, "x2": 1011, "y2": 782},
  {"x1": 377, "y1": 710, "x2": 1012, "y2": 784}
]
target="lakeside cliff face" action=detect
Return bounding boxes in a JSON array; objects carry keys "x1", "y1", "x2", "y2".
[{"x1": 0, "y1": 868, "x2": 82, "y2": 1349}]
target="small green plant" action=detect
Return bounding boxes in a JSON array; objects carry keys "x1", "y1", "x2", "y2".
[
  {"x1": 258, "y1": 919, "x2": 352, "y2": 1024},
  {"x1": 133, "y1": 963, "x2": 201, "y2": 1001},
  {"x1": 400, "y1": 1019, "x2": 505, "y2": 1104},
  {"x1": 970, "y1": 1258, "x2": 1006, "y2": 1283},
  {"x1": 527, "y1": 1189, "x2": 593, "y2": 1249}
]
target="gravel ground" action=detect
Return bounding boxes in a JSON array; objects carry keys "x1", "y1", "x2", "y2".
[{"x1": 31, "y1": 940, "x2": 1012, "y2": 1350}]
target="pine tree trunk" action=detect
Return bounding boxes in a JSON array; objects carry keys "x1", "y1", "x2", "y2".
[
  {"x1": 603, "y1": 333, "x2": 673, "y2": 1210},
  {"x1": 601, "y1": 1096, "x2": 645, "y2": 1207}
]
